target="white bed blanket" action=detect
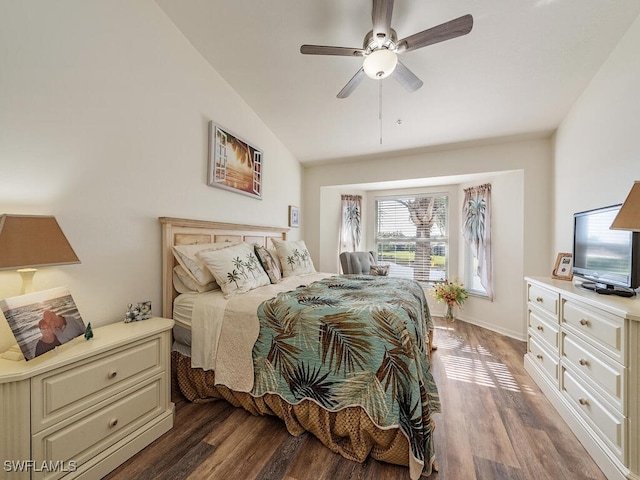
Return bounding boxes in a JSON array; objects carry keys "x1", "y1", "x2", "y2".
[{"x1": 189, "y1": 273, "x2": 333, "y2": 392}]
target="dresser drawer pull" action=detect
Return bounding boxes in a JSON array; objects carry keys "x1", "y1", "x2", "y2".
[
  {"x1": 108, "y1": 418, "x2": 119, "y2": 428},
  {"x1": 578, "y1": 358, "x2": 589, "y2": 366},
  {"x1": 579, "y1": 318, "x2": 589, "y2": 326},
  {"x1": 536, "y1": 325, "x2": 544, "y2": 331},
  {"x1": 536, "y1": 354, "x2": 543, "y2": 360},
  {"x1": 107, "y1": 370, "x2": 118, "y2": 379},
  {"x1": 578, "y1": 397, "x2": 589, "y2": 406},
  {"x1": 536, "y1": 297, "x2": 544, "y2": 303}
]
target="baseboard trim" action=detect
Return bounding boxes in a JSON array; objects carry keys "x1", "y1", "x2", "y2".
[{"x1": 453, "y1": 315, "x2": 526, "y2": 342}]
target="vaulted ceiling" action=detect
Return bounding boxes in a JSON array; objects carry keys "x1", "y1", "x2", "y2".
[{"x1": 156, "y1": 0, "x2": 640, "y2": 164}]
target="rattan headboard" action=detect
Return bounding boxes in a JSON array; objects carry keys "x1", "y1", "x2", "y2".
[{"x1": 159, "y1": 217, "x2": 289, "y2": 319}]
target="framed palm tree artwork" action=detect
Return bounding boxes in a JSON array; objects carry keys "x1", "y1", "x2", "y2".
[{"x1": 208, "y1": 121, "x2": 263, "y2": 199}]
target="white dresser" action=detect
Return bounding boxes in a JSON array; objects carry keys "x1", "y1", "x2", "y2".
[
  {"x1": 0, "y1": 317, "x2": 174, "y2": 480},
  {"x1": 524, "y1": 277, "x2": 640, "y2": 480}
]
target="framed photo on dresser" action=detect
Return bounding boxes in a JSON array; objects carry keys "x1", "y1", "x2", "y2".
[{"x1": 552, "y1": 252, "x2": 573, "y2": 280}]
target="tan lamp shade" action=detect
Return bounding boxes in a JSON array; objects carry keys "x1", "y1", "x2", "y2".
[
  {"x1": 611, "y1": 181, "x2": 640, "y2": 232},
  {"x1": 0, "y1": 215, "x2": 80, "y2": 270}
]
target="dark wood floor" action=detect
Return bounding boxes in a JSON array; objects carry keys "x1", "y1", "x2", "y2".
[{"x1": 104, "y1": 317, "x2": 607, "y2": 480}]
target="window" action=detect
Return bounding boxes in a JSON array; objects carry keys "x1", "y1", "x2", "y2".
[
  {"x1": 375, "y1": 194, "x2": 448, "y2": 283},
  {"x1": 464, "y1": 245, "x2": 488, "y2": 295}
]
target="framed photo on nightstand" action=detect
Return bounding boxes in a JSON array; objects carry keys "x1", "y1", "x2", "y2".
[{"x1": 0, "y1": 286, "x2": 86, "y2": 361}]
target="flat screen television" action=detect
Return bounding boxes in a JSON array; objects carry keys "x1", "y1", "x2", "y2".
[{"x1": 572, "y1": 204, "x2": 640, "y2": 293}]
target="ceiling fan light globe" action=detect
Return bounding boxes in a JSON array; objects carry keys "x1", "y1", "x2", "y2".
[{"x1": 363, "y1": 49, "x2": 397, "y2": 79}]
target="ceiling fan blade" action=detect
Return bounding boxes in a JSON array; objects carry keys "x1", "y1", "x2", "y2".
[
  {"x1": 392, "y1": 61, "x2": 423, "y2": 93},
  {"x1": 300, "y1": 45, "x2": 365, "y2": 56},
  {"x1": 337, "y1": 68, "x2": 366, "y2": 99},
  {"x1": 397, "y1": 14, "x2": 473, "y2": 53},
  {"x1": 372, "y1": 0, "x2": 394, "y2": 44}
]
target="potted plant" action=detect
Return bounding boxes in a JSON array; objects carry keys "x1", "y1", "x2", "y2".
[{"x1": 433, "y1": 279, "x2": 468, "y2": 321}]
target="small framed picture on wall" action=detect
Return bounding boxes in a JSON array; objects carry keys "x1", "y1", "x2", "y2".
[
  {"x1": 289, "y1": 205, "x2": 300, "y2": 227},
  {"x1": 552, "y1": 252, "x2": 573, "y2": 280}
]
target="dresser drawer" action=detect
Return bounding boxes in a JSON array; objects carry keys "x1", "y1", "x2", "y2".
[
  {"x1": 32, "y1": 378, "x2": 164, "y2": 480},
  {"x1": 32, "y1": 336, "x2": 163, "y2": 432},
  {"x1": 561, "y1": 299, "x2": 624, "y2": 363},
  {"x1": 561, "y1": 368, "x2": 625, "y2": 461},
  {"x1": 528, "y1": 283, "x2": 559, "y2": 317},
  {"x1": 528, "y1": 307, "x2": 559, "y2": 351},
  {"x1": 528, "y1": 335, "x2": 558, "y2": 383},
  {"x1": 561, "y1": 332, "x2": 625, "y2": 413}
]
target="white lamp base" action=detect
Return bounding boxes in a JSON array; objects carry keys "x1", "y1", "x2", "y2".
[{"x1": 17, "y1": 268, "x2": 37, "y2": 295}]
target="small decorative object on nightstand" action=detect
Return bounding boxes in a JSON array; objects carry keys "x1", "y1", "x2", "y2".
[
  {"x1": 124, "y1": 301, "x2": 152, "y2": 322},
  {"x1": 84, "y1": 322, "x2": 93, "y2": 340}
]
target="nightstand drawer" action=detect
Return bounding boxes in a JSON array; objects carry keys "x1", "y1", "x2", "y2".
[
  {"x1": 561, "y1": 368, "x2": 625, "y2": 461},
  {"x1": 32, "y1": 336, "x2": 162, "y2": 432},
  {"x1": 529, "y1": 335, "x2": 558, "y2": 383},
  {"x1": 562, "y1": 332, "x2": 624, "y2": 413},
  {"x1": 528, "y1": 308, "x2": 559, "y2": 351},
  {"x1": 32, "y1": 378, "x2": 164, "y2": 480},
  {"x1": 528, "y1": 283, "x2": 559, "y2": 317},
  {"x1": 562, "y1": 299, "x2": 624, "y2": 362}
]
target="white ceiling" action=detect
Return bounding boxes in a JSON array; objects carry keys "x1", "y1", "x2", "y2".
[{"x1": 156, "y1": 0, "x2": 640, "y2": 165}]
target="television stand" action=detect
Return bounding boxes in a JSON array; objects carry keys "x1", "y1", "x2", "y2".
[
  {"x1": 595, "y1": 286, "x2": 636, "y2": 297},
  {"x1": 577, "y1": 281, "x2": 636, "y2": 297},
  {"x1": 577, "y1": 281, "x2": 597, "y2": 291}
]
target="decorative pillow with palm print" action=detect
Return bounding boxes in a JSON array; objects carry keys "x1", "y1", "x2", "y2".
[
  {"x1": 254, "y1": 245, "x2": 282, "y2": 283},
  {"x1": 172, "y1": 241, "x2": 239, "y2": 286},
  {"x1": 271, "y1": 239, "x2": 316, "y2": 277},
  {"x1": 197, "y1": 242, "x2": 270, "y2": 297}
]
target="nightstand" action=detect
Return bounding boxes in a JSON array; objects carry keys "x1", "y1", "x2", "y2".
[{"x1": 0, "y1": 317, "x2": 174, "y2": 480}]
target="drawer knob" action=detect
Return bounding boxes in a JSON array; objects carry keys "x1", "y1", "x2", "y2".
[
  {"x1": 579, "y1": 318, "x2": 589, "y2": 326},
  {"x1": 107, "y1": 370, "x2": 118, "y2": 379},
  {"x1": 578, "y1": 397, "x2": 589, "y2": 406},
  {"x1": 536, "y1": 297, "x2": 544, "y2": 303},
  {"x1": 536, "y1": 354, "x2": 543, "y2": 360},
  {"x1": 108, "y1": 418, "x2": 119, "y2": 428},
  {"x1": 579, "y1": 358, "x2": 589, "y2": 366},
  {"x1": 536, "y1": 325, "x2": 544, "y2": 331}
]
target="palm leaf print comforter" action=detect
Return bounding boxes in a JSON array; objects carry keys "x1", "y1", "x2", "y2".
[{"x1": 252, "y1": 275, "x2": 441, "y2": 476}]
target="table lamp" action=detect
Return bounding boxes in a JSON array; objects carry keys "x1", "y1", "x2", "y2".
[
  {"x1": 611, "y1": 181, "x2": 640, "y2": 232},
  {"x1": 0, "y1": 214, "x2": 80, "y2": 294}
]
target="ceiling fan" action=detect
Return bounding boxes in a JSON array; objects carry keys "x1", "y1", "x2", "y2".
[{"x1": 300, "y1": 0, "x2": 473, "y2": 98}]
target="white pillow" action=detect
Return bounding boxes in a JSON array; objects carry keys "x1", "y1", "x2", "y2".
[
  {"x1": 173, "y1": 266, "x2": 219, "y2": 294},
  {"x1": 172, "y1": 241, "x2": 238, "y2": 285},
  {"x1": 198, "y1": 242, "x2": 271, "y2": 297},
  {"x1": 271, "y1": 239, "x2": 316, "y2": 277}
]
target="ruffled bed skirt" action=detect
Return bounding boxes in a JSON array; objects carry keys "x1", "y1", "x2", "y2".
[{"x1": 172, "y1": 351, "x2": 435, "y2": 477}]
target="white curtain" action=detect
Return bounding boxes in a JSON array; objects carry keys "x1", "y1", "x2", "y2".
[
  {"x1": 339, "y1": 195, "x2": 362, "y2": 254},
  {"x1": 462, "y1": 184, "x2": 493, "y2": 300}
]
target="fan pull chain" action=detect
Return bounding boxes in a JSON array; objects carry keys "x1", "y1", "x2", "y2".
[{"x1": 379, "y1": 80, "x2": 383, "y2": 145}]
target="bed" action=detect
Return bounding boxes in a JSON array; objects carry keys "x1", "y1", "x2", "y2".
[{"x1": 160, "y1": 217, "x2": 440, "y2": 479}]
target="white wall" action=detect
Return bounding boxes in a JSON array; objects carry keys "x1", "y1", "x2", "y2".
[
  {"x1": 0, "y1": 0, "x2": 301, "y2": 351},
  {"x1": 304, "y1": 138, "x2": 553, "y2": 339},
  {"x1": 554, "y1": 15, "x2": 640, "y2": 252}
]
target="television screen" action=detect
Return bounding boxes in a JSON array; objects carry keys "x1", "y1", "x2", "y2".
[{"x1": 573, "y1": 204, "x2": 635, "y2": 289}]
